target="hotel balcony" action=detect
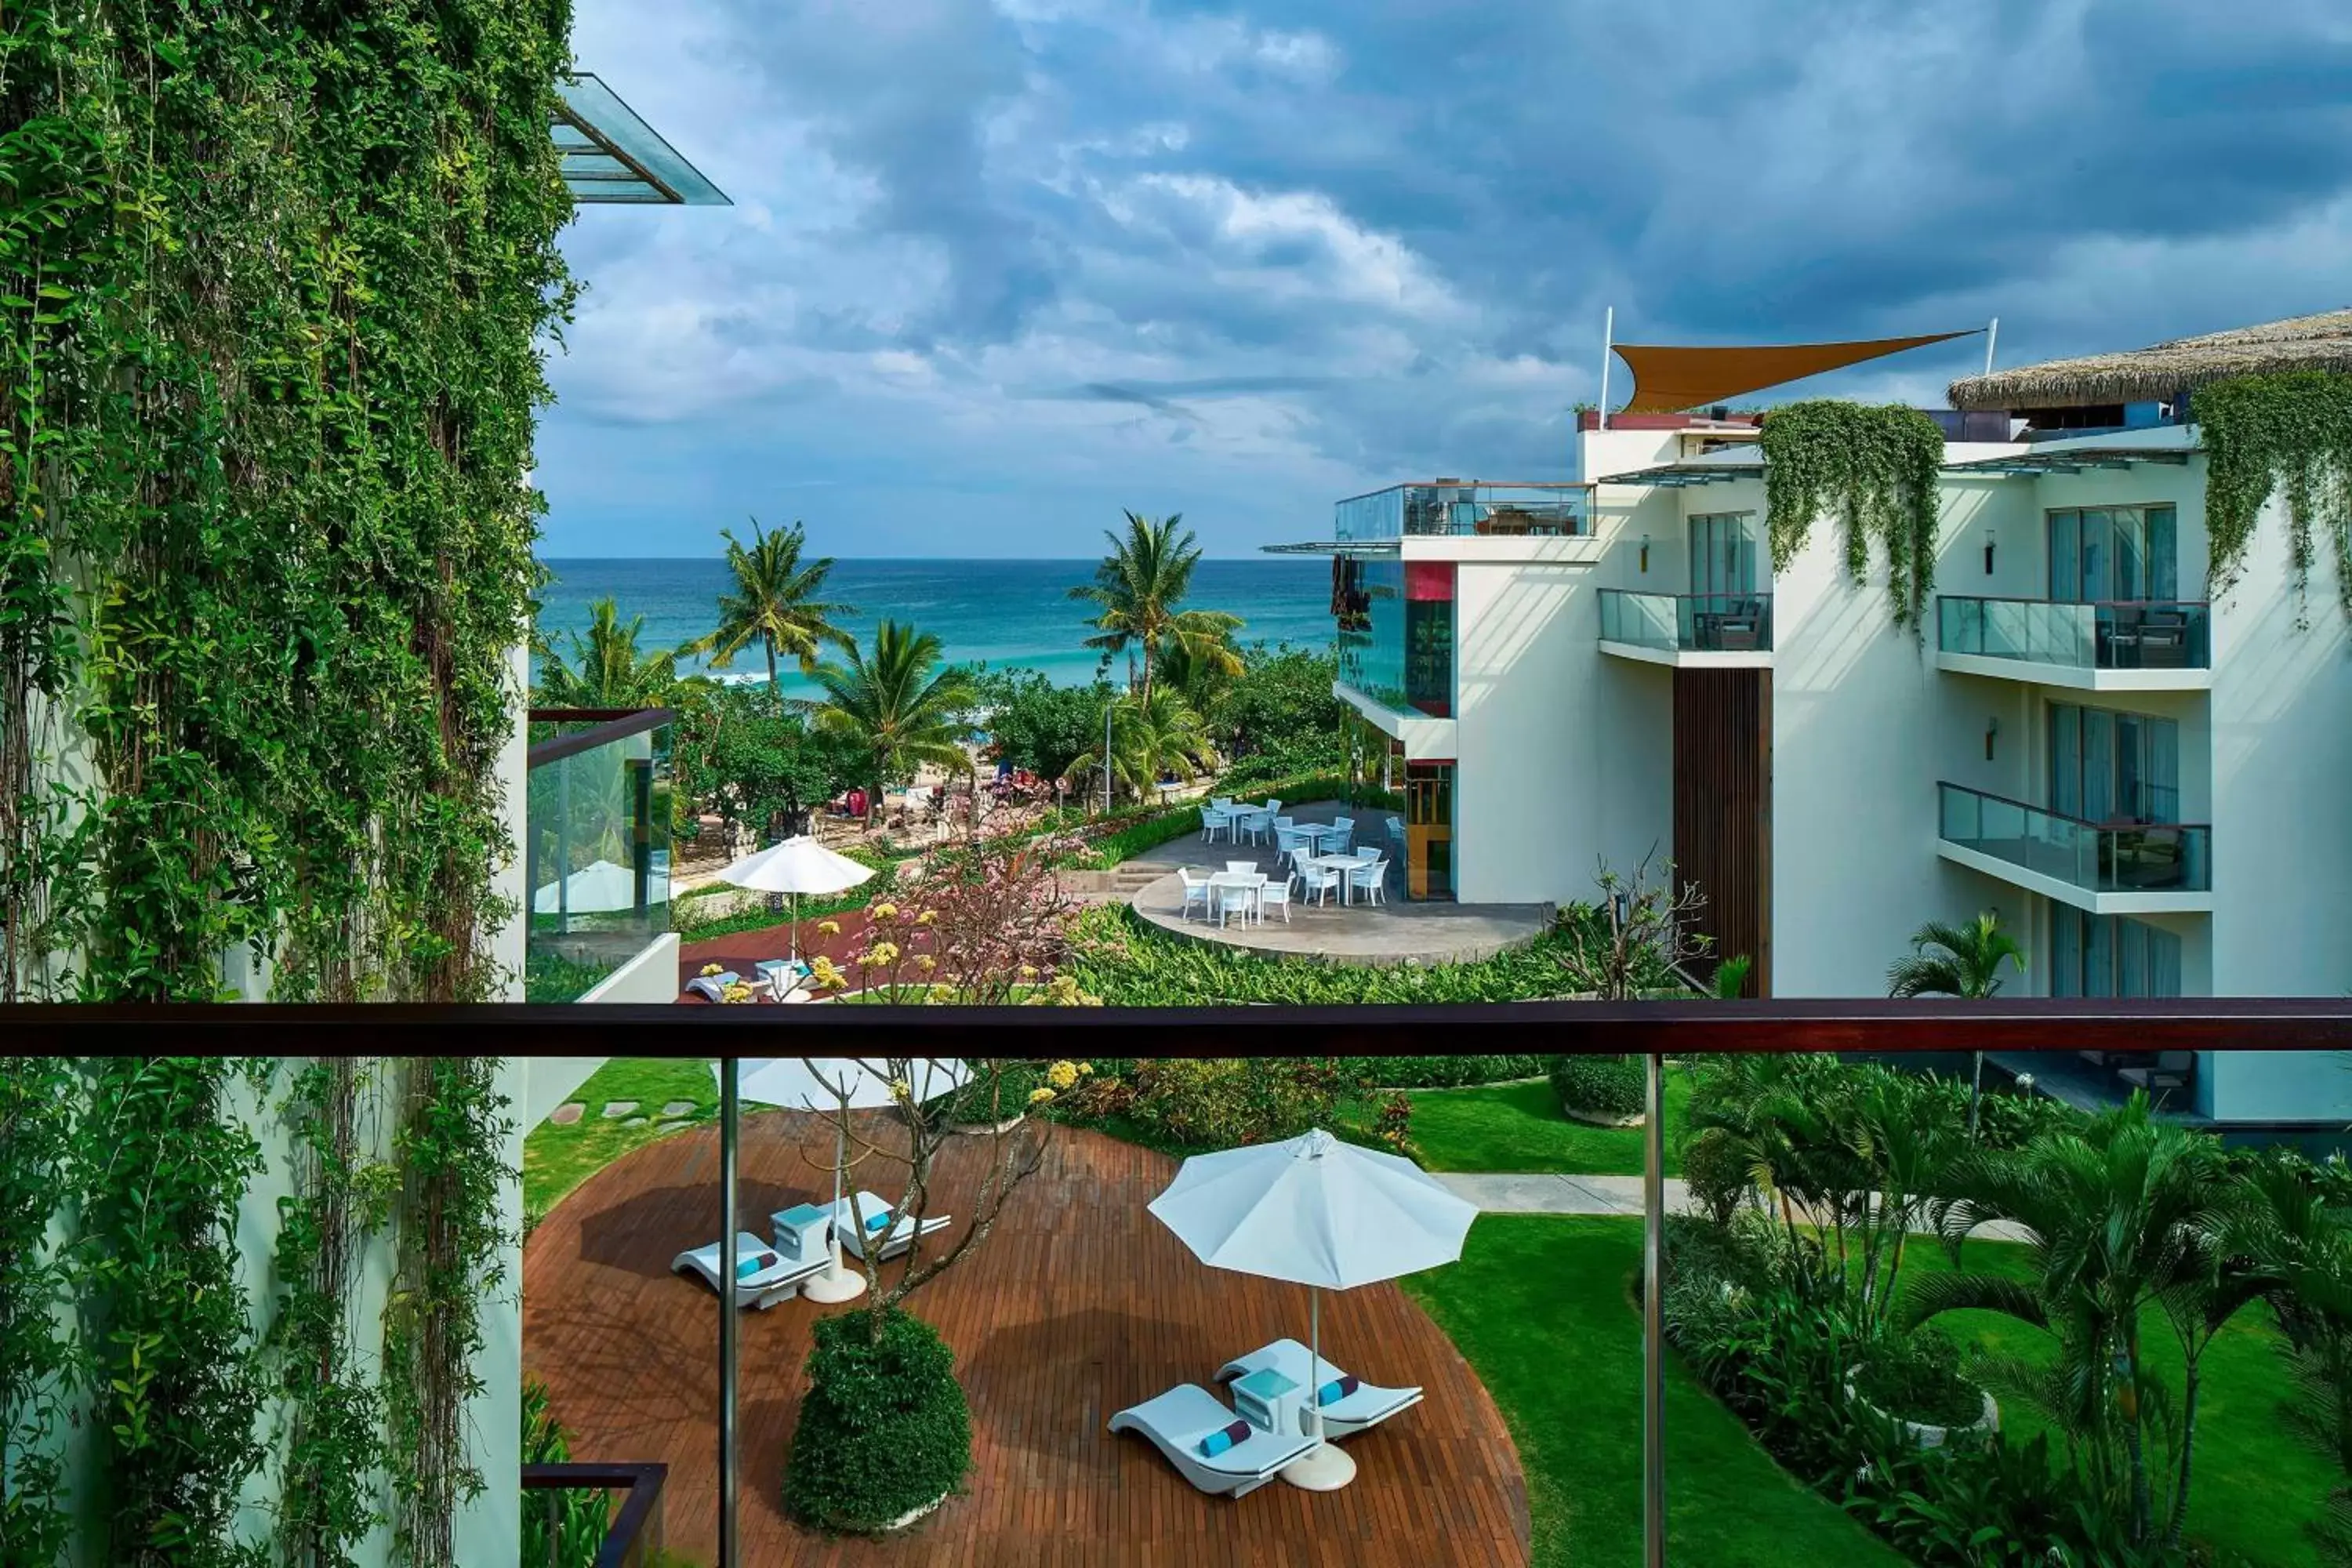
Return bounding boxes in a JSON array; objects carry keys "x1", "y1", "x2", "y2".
[
  {"x1": 1936, "y1": 597, "x2": 2212, "y2": 691},
  {"x1": 1596, "y1": 590, "x2": 1773, "y2": 667},
  {"x1": 1335, "y1": 481, "x2": 1592, "y2": 542},
  {"x1": 1935, "y1": 782, "x2": 2212, "y2": 914}
]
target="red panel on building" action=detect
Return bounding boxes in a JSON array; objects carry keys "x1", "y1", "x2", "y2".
[{"x1": 1405, "y1": 561, "x2": 1455, "y2": 601}]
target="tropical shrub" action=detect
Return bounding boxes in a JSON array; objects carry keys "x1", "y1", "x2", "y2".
[
  {"x1": 1549, "y1": 1054, "x2": 1645, "y2": 1119},
  {"x1": 1848, "y1": 1327, "x2": 1985, "y2": 1430},
  {"x1": 1358, "y1": 1055, "x2": 1544, "y2": 1088},
  {"x1": 1127, "y1": 1058, "x2": 1356, "y2": 1149},
  {"x1": 522, "y1": 1381, "x2": 608, "y2": 1568},
  {"x1": 971, "y1": 668, "x2": 1113, "y2": 781},
  {"x1": 1679, "y1": 1126, "x2": 1754, "y2": 1227},
  {"x1": 784, "y1": 1309, "x2": 971, "y2": 1533},
  {"x1": 1369, "y1": 1091, "x2": 1415, "y2": 1159},
  {"x1": 1211, "y1": 642, "x2": 1345, "y2": 763}
]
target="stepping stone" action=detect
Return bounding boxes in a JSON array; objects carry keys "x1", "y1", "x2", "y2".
[
  {"x1": 601, "y1": 1101, "x2": 639, "y2": 1119},
  {"x1": 660, "y1": 1101, "x2": 695, "y2": 1119},
  {"x1": 622, "y1": 1116, "x2": 648, "y2": 1128},
  {"x1": 548, "y1": 1103, "x2": 585, "y2": 1127}
]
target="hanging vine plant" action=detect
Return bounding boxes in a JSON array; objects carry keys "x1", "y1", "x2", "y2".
[
  {"x1": 0, "y1": 2, "x2": 575, "y2": 1003},
  {"x1": 1759, "y1": 401, "x2": 1946, "y2": 637},
  {"x1": 2194, "y1": 369, "x2": 2352, "y2": 626},
  {"x1": 2, "y1": 1057, "x2": 78, "y2": 1564},
  {"x1": 384, "y1": 1056, "x2": 515, "y2": 1568}
]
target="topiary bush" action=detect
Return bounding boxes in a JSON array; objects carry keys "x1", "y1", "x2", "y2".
[
  {"x1": 784, "y1": 1309, "x2": 971, "y2": 1534},
  {"x1": 1679, "y1": 1127, "x2": 1753, "y2": 1226},
  {"x1": 1357, "y1": 1054, "x2": 1544, "y2": 1088},
  {"x1": 1549, "y1": 1054, "x2": 1646, "y2": 1120}
]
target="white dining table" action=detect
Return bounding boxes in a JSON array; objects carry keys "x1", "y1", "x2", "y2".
[
  {"x1": 1207, "y1": 870, "x2": 1268, "y2": 924},
  {"x1": 1306, "y1": 851, "x2": 1377, "y2": 905}
]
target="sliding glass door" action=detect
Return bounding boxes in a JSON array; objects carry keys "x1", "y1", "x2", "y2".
[
  {"x1": 2047, "y1": 702, "x2": 2179, "y2": 823},
  {"x1": 2048, "y1": 505, "x2": 2178, "y2": 602},
  {"x1": 1689, "y1": 513, "x2": 1762, "y2": 597},
  {"x1": 2049, "y1": 906, "x2": 2183, "y2": 998}
]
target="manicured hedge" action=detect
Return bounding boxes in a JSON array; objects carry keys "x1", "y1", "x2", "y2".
[
  {"x1": 1549, "y1": 1054, "x2": 1646, "y2": 1119},
  {"x1": 1359, "y1": 1056, "x2": 1544, "y2": 1088},
  {"x1": 783, "y1": 1310, "x2": 970, "y2": 1533}
]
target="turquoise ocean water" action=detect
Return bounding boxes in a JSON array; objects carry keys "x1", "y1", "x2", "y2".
[{"x1": 535, "y1": 557, "x2": 1334, "y2": 701}]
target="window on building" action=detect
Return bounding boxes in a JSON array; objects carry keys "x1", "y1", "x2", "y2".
[
  {"x1": 2049, "y1": 906, "x2": 2183, "y2": 998},
  {"x1": 2046, "y1": 702, "x2": 2180, "y2": 824},
  {"x1": 1688, "y1": 513, "x2": 1762, "y2": 598},
  {"x1": 2047, "y1": 505, "x2": 2178, "y2": 603}
]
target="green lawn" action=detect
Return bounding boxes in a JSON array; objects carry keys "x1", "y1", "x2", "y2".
[
  {"x1": 1404, "y1": 1217, "x2": 1906, "y2": 1568},
  {"x1": 1903, "y1": 1240, "x2": 2331, "y2": 1567},
  {"x1": 1403, "y1": 1071, "x2": 1693, "y2": 1176},
  {"x1": 524, "y1": 1058, "x2": 720, "y2": 1217}
]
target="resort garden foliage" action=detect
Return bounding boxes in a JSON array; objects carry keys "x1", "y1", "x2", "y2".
[
  {"x1": 0, "y1": 0, "x2": 577, "y2": 1001},
  {"x1": 2195, "y1": 369, "x2": 2352, "y2": 626},
  {"x1": 1760, "y1": 401, "x2": 1946, "y2": 638}
]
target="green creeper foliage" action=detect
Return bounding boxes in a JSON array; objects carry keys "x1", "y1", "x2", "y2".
[
  {"x1": 1760, "y1": 401, "x2": 1946, "y2": 637},
  {"x1": 2194, "y1": 370, "x2": 2352, "y2": 626},
  {"x1": 0, "y1": 1, "x2": 578, "y2": 1001},
  {"x1": 1, "y1": 1057, "x2": 78, "y2": 1563}
]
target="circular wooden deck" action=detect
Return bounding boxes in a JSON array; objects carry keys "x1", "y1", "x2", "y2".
[{"x1": 522, "y1": 1116, "x2": 1530, "y2": 1568}]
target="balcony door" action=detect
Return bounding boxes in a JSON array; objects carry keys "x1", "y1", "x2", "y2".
[
  {"x1": 1689, "y1": 513, "x2": 1762, "y2": 597},
  {"x1": 2048, "y1": 506, "x2": 2178, "y2": 602},
  {"x1": 1403, "y1": 760, "x2": 1454, "y2": 901},
  {"x1": 2047, "y1": 702, "x2": 2179, "y2": 826},
  {"x1": 2049, "y1": 907, "x2": 2183, "y2": 998}
]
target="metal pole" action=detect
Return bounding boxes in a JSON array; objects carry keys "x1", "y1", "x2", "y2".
[
  {"x1": 1642, "y1": 1049, "x2": 1667, "y2": 1568},
  {"x1": 1103, "y1": 701, "x2": 1114, "y2": 815},
  {"x1": 1599, "y1": 306, "x2": 1616, "y2": 433},
  {"x1": 719, "y1": 1058, "x2": 739, "y2": 1568},
  {"x1": 1984, "y1": 318, "x2": 1999, "y2": 377}
]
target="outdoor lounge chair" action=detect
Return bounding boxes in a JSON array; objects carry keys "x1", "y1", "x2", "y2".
[
  {"x1": 1108, "y1": 1383, "x2": 1316, "y2": 1498},
  {"x1": 1215, "y1": 1339, "x2": 1423, "y2": 1439},
  {"x1": 829, "y1": 1190, "x2": 953, "y2": 1261},
  {"x1": 683, "y1": 971, "x2": 739, "y2": 1002},
  {"x1": 671, "y1": 1231, "x2": 828, "y2": 1310}
]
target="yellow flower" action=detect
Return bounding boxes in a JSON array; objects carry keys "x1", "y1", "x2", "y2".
[
  {"x1": 915, "y1": 955, "x2": 937, "y2": 972},
  {"x1": 810, "y1": 956, "x2": 847, "y2": 989},
  {"x1": 1047, "y1": 1061, "x2": 1079, "y2": 1091},
  {"x1": 867, "y1": 941, "x2": 902, "y2": 966},
  {"x1": 888, "y1": 1078, "x2": 912, "y2": 1102},
  {"x1": 1018, "y1": 964, "x2": 1039, "y2": 978},
  {"x1": 927, "y1": 983, "x2": 956, "y2": 1003},
  {"x1": 871, "y1": 902, "x2": 899, "y2": 920},
  {"x1": 700, "y1": 963, "x2": 723, "y2": 978},
  {"x1": 1077, "y1": 1062, "x2": 1094, "y2": 1076},
  {"x1": 916, "y1": 909, "x2": 937, "y2": 924},
  {"x1": 817, "y1": 919, "x2": 840, "y2": 936},
  {"x1": 1027, "y1": 1086, "x2": 1057, "y2": 1105}
]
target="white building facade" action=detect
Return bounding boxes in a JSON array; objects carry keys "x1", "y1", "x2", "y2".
[{"x1": 1301, "y1": 408, "x2": 2352, "y2": 1129}]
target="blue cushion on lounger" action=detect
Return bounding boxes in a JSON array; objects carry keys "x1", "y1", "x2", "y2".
[
  {"x1": 735, "y1": 1251, "x2": 777, "y2": 1279},
  {"x1": 1316, "y1": 1376, "x2": 1361, "y2": 1406},
  {"x1": 865, "y1": 1210, "x2": 891, "y2": 1233},
  {"x1": 1197, "y1": 1418, "x2": 1253, "y2": 1458}
]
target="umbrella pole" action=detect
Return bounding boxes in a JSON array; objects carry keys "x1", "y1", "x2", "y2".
[
  {"x1": 1280, "y1": 1283, "x2": 1356, "y2": 1490},
  {"x1": 790, "y1": 890, "x2": 799, "y2": 964},
  {"x1": 720, "y1": 1057, "x2": 739, "y2": 1568},
  {"x1": 798, "y1": 1102, "x2": 868, "y2": 1304}
]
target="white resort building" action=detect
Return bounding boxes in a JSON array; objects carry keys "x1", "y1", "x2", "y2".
[{"x1": 1279, "y1": 310, "x2": 2352, "y2": 1130}]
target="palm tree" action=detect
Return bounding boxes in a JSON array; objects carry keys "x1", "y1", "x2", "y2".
[
  {"x1": 808, "y1": 621, "x2": 978, "y2": 817},
  {"x1": 1153, "y1": 624, "x2": 1243, "y2": 717},
  {"x1": 535, "y1": 597, "x2": 683, "y2": 709},
  {"x1": 1907, "y1": 1095, "x2": 2239, "y2": 1546},
  {"x1": 1069, "y1": 512, "x2": 1243, "y2": 709},
  {"x1": 1064, "y1": 687, "x2": 1214, "y2": 803},
  {"x1": 690, "y1": 517, "x2": 857, "y2": 701},
  {"x1": 1887, "y1": 909, "x2": 2026, "y2": 1138}
]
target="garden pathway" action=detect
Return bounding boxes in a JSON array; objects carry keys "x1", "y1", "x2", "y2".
[{"x1": 1437, "y1": 1173, "x2": 2034, "y2": 1240}]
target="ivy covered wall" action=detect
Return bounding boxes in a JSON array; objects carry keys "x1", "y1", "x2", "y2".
[{"x1": 0, "y1": 1, "x2": 578, "y2": 1001}]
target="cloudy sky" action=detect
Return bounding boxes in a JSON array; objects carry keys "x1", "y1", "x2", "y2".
[{"x1": 538, "y1": 0, "x2": 2352, "y2": 559}]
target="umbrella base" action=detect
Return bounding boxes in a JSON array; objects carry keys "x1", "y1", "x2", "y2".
[
  {"x1": 1279, "y1": 1443, "x2": 1356, "y2": 1491},
  {"x1": 799, "y1": 1250, "x2": 867, "y2": 1304}
]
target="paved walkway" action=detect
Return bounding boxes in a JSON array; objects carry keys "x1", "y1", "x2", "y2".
[{"x1": 1435, "y1": 1171, "x2": 2034, "y2": 1240}]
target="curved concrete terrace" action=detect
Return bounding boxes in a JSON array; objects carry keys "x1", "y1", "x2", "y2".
[
  {"x1": 1127, "y1": 800, "x2": 1552, "y2": 966},
  {"x1": 522, "y1": 1115, "x2": 1530, "y2": 1567}
]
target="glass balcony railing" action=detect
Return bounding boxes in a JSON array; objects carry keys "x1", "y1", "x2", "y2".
[
  {"x1": 1597, "y1": 590, "x2": 1773, "y2": 652},
  {"x1": 1937, "y1": 782, "x2": 2210, "y2": 894},
  {"x1": 526, "y1": 709, "x2": 674, "y2": 996},
  {"x1": 1335, "y1": 481, "x2": 1591, "y2": 542},
  {"x1": 1937, "y1": 597, "x2": 2210, "y2": 670}
]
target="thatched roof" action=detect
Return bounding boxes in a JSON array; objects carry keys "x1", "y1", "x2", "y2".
[{"x1": 1947, "y1": 308, "x2": 2352, "y2": 411}]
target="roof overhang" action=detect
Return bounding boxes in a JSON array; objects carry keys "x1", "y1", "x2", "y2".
[
  {"x1": 1940, "y1": 447, "x2": 2196, "y2": 477},
  {"x1": 555, "y1": 74, "x2": 731, "y2": 205},
  {"x1": 1592, "y1": 462, "x2": 1763, "y2": 488},
  {"x1": 1262, "y1": 542, "x2": 1400, "y2": 556}
]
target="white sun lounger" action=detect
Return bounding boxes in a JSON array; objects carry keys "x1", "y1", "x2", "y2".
[
  {"x1": 1215, "y1": 1338, "x2": 1423, "y2": 1439},
  {"x1": 672, "y1": 1231, "x2": 828, "y2": 1310},
  {"x1": 830, "y1": 1190, "x2": 953, "y2": 1261},
  {"x1": 1107, "y1": 1383, "x2": 1315, "y2": 1498}
]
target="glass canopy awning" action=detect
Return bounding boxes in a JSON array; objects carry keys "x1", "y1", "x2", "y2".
[{"x1": 555, "y1": 74, "x2": 731, "y2": 206}]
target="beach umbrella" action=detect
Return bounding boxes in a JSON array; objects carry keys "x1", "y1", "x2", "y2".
[
  {"x1": 715, "y1": 834, "x2": 873, "y2": 960},
  {"x1": 1147, "y1": 1127, "x2": 1478, "y2": 1490},
  {"x1": 532, "y1": 858, "x2": 639, "y2": 915},
  {"x1": 720, "y1": 1058, "x2": 970, "y2": 1303}
]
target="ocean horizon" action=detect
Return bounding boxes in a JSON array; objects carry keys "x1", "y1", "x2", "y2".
[{"x1": 535, "y1": 556, "x2": 1334, "y2": 699}]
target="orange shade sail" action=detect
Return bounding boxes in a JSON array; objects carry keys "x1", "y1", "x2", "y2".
[{"x1": 1613, "y1": 331, "x2": 1976, "y2": 415}]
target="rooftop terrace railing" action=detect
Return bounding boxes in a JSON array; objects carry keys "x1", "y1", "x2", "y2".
[{"x1": 1334, "y1": 482, "x2": 1592, "y2": 542}]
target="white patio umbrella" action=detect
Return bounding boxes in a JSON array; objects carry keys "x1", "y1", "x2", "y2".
[
  {"x1": 720, "y1": 1057, "x2": 971, "y2": 1303},
  {"x1": 1147, "y1": 1127, "x2": 1478, "y2": 1490},
  {"x1": 532, "y1": 858, "x2": 638, "y2": 914},
  {"x1": 714, "y1": 833, "x2": 873, "y2": 960}
]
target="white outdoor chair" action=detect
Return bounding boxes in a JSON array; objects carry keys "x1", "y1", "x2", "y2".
[
  {"x1": 1200, "y1": 808, "x2": 1231, "y2": 844},
  {"x1": 1273, "y1": 825, "x2": 1305, "y2": 858},
  {"x1": 1239, "y1": 809, "x2": 1272, "y2": 846},
  {"x1": 1177, "y1": 867, "x2": 1214, "y2": 922},
  {"x1": 1210, "y1": 797, "x2": 1235, "y2": 811},
  {"x1": 1348, "y1": 854, "x2": 1388, "y2": 906},
  {"x1": 1386, "y1": 815, "x2": 1406, "y2": 848},
  {"x1": 830, "y1": 1190, "x2": 952, "y2": 1261},
  {"x1": 1299, "y1": 861, "x2": 1343, "y2": 907},
  {"x1": 670, "y1": 1232, "x2": 828, "y2": 1311},
  {"x1": 1213, "y1": 878, "x2": 1256, "y2": 927},
  {"x1": 1257, "y1": 878, "x2": 1292, "y2": 924},
  {"x1": 1225, "y1": 860, "x2": 1258, "y2": 875},
  {"x1": 1108, "y1": 1384, "x2": 1314, "y2": 1500},
  {"x1": 1214, "y1": 1339, "x2": 1422, "y2": 1440},
  {"x1": 1263, "y1": 799, "x2": 1283, "y2": 817}
]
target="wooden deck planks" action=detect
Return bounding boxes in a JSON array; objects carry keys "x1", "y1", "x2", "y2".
[{"x1": 522, "y1": 1114, "x2": 1530, "y2": 1567}]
